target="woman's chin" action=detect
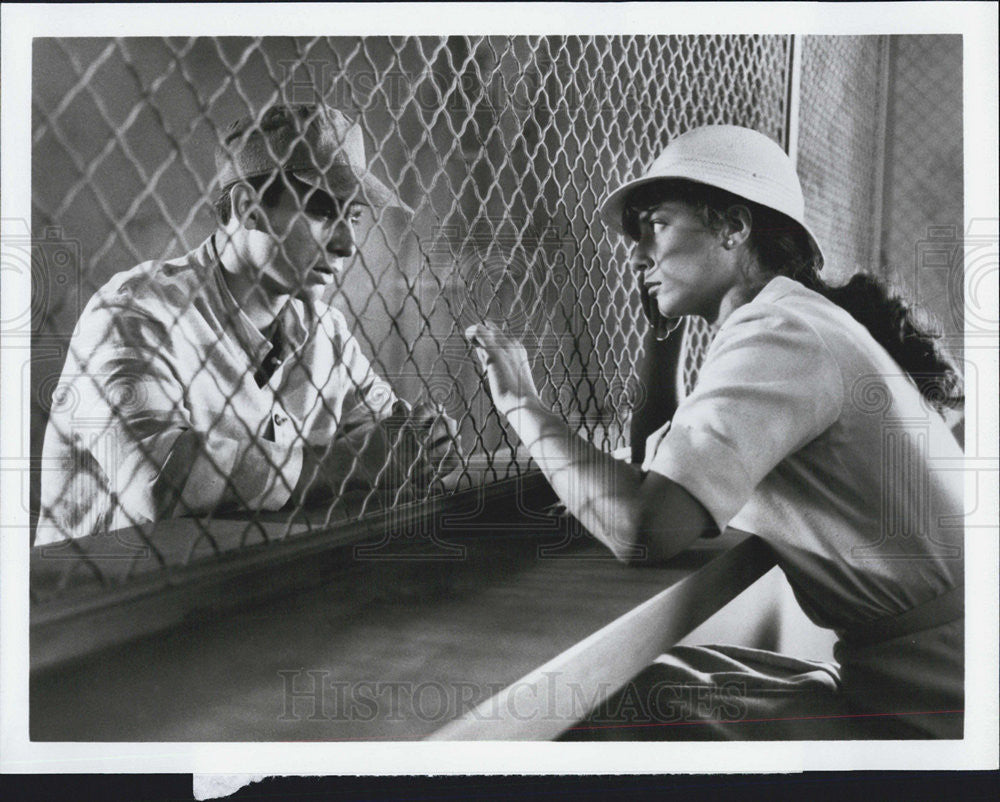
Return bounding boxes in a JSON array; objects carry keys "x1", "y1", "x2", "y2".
[
  {"x1": 657, "y1": 298, "x2": 707, "y2": 322},
  {"x1": 655, "y1": 298, "x2": 683, "y2": 319}
]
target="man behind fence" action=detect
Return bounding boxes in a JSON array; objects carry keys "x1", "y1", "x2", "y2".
[{"x1": 36, "y1": 104, "x2": 459, "y2": 545}]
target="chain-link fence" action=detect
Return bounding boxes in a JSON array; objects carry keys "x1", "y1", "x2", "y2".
[
  {"x1": 880, "y1": 35, "x2": 965, "y2": 360},
  {"x1": 797, "y1": 35, "x2": 889, "y2": 286},
  {"x1": 26, "y1": 35, "x2": 962, "y2": 614}
]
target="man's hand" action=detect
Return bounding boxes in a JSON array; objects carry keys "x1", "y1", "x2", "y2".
[
  {"x1": 292, "y1": 418, "x2": 390, "y2": 506},
  {"x1": 403, "y1": 401, "x2": 462, "y2": 484},
  {"x1": 292, "y1": 400, "x2": 463, "y2": 506}
]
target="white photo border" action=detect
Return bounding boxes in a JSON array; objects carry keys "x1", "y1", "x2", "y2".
[{"x1": 2, "y1": 1, "x2": 997, "y2": 775}]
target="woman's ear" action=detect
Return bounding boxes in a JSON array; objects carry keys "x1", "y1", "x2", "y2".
[{"x1": 722, "y1": 204, "x2": 753, "y2": 249}]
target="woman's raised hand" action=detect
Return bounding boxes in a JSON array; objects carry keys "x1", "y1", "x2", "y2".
[{"x1": 464, "y1": 322, "x2": 543, "y2": 420}]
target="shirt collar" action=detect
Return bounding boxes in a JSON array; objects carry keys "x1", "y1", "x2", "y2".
[
  {"x1": 205, "y1": 233, "x2": 312, "y2": 362},
  {"x1": 755, "y1": 275, "x2": 806, "y2": 305}
]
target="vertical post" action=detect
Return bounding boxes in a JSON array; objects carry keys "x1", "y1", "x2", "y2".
[
  {"x1": 784, "y1": 34, "x2": 802, "y2": 165},
  {"x1": 870, "y1": 35, "x2": 894, "y2": 277},
  {"x1": 629, "y1": 322, "x2": 685, "y2": 465}
]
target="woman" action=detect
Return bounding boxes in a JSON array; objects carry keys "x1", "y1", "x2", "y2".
[{"x1": 465, "y1": 125, "x2": 964, "y2": 740}]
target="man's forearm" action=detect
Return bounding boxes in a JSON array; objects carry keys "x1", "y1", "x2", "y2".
[
  {"x1": 292, "y1": 417, "x2": 428, "y2": 505},
  {"x1": 294, "y1": 426, "x2": 381, "y2": 504},
  {"x1": 108, "y1": 422, "x2": 299, "y2": 520}
]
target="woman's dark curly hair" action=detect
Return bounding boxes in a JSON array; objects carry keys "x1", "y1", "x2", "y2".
[{"x1": 622, "y1": 179, "x2": 964, "y2": 413}]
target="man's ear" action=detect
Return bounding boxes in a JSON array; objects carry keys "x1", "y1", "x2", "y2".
[
  {"x1": 723, "y1": 204, "x2": 753, "y2": 248},
  {"x1": 229, "y1": 183, "x2": 257, "y2": 231}
]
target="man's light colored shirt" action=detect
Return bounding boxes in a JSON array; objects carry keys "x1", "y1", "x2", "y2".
[{"x1": 36, "y1": 235, "x2": 395, "y2": 544}]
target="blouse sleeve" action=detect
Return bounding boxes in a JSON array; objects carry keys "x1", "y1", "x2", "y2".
[{"x1": 642, "y1": 300, "x2": 844, "y2": 532}]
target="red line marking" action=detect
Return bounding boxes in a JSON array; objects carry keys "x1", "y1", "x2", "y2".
[
  {"x1": 566, "y1": 709, "x2": 965, "y2": 733},
  {"x1": 280, "y1": 709, "x2": 965, "y2": 741}
]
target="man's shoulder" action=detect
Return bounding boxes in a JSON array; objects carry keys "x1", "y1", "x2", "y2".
[{"x1": 88, "y1": 238, "x2": 214, "y2": 318}]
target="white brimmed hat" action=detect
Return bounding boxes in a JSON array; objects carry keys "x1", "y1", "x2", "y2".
[{"x1": 599, "y1": 125, "x2": 824, "y2": 265}]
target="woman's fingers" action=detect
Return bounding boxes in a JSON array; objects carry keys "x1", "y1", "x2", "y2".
[
  {"x1": 465, "y1": 323, "x2": 524, "y2": 360},
  {"x1": 464, "y1": 322, "x2": 511, "y2": 351},
  {"x1": 464, "y1": 326, "x2": 489, "y2": 369},
  {"x1": 464, "y1": 322, "x2": 496, "y2": 343},
  {"x1": 464, "y1": 321, "x2": 541, "y2": 418}
]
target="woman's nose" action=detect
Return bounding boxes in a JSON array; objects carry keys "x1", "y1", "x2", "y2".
[{"x1": 629, "y1": 243, "x2": 652, "y2": 275}]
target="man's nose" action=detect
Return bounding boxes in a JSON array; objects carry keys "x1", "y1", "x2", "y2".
[{"x1": 327, "y1": 219, "x2": 356, "y2": 258}]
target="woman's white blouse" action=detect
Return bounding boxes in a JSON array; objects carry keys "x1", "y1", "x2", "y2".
[{"x1": 642, "y1": 276, "x2": 964, "y2": 634}]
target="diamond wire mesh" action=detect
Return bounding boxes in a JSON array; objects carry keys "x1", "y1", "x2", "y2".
[
  {"x1": 796, "y1": 36, "x2": 887, "y2": 285},
  {"x1": 879, "y1": 35, "x2": 964, "y2": 360},
  {"x1": 678, "y1": 317, "x2": 717, "y2": 400},
  {"x1": 795, "y1": 34, "x2": 963, "y2": 361},
  {"x1": 28, "y1": 35, "x2": 790, "y2": 599}
]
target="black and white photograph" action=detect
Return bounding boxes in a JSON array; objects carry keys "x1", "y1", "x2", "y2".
[{"x1": 1, "y1": 1, "x2": 997, "y2": 782}]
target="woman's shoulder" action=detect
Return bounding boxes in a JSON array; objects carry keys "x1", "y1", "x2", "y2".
[
  {"x1": 734, "y1": 277, "x2": 951, "y2": 434},
  {"x1": 745, "y1": 276, "x2": 847, "y2": 324},
  {"x1": 717, "y1": 277, "x2": 846, "y2": 353},
  {"x1": 725, "y1": 276, "x2": 873, "y2": 359}
]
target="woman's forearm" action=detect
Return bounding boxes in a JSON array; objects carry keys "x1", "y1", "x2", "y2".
[
  {"x1": 505, "y1": 399, "x2": 646, "y2": 561},
  {"x1": 465, "y1": 322, "x2": 712, "y2": 562}
]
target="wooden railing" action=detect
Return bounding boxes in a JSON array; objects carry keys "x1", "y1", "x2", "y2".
[
  {"x1": 429, "y1": 533, "x2": 776, "y2": 740},
  {"x1": 30, "y1": 467, "x2": 779, "y2": 741},
  {"x1": 30, "y1": 465, "x2": 548, "y2": 672}
]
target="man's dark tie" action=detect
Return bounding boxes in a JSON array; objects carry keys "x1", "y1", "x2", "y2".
[{"x1": 253, "y1": 320, "x2": 284, "y2": 387}]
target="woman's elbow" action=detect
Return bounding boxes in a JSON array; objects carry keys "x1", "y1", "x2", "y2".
[
  {"x1": 584, "y1": 499, "x2": 674, "y2": 566},
  {"x1": 626, "y1": 527, "x2": 694, "y2": 566},
  {"x1": 617, "y1": 513, "x2": 712, "y2": 567},
  {"x1": 598, "y1": 509, "x2": 656, "y2": 567},
  {"x1": 622, "y1": 475, "x2": 718, "y2": 566}
]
